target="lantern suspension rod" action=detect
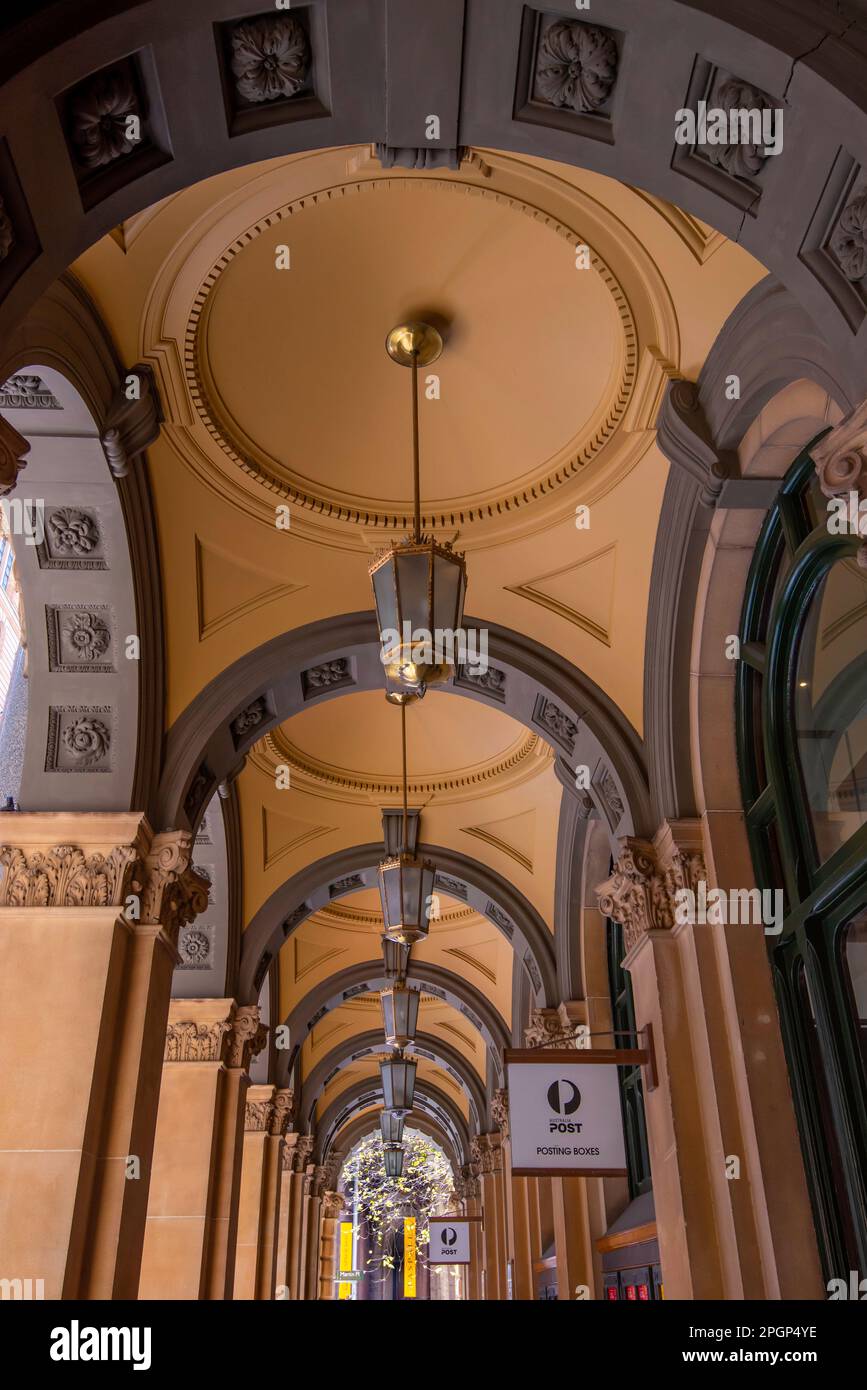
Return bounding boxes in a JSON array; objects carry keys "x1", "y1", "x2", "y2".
[
  {"x1": 401, "y1": 698, "x2": 408, "y2": 853},
  {"x1": 411, "y1": 348, "x2": 421, "y2": 542}
]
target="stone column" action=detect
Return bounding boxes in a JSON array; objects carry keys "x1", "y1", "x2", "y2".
[
  {"x1": 232, "y1": 1084, "x2": 293, "y2": 1300},
  {"x1": 307, "y1": 1167, "x2": 330, "y2": 1295},
  {"x1": 472, "y1": 1133, "x2": 506, "y2": 1299},
  {"x1": 598, "y1": 820, "x2": 743, "y2": 1299},
  {"x1": 259, "y1": 1088, "x2": 293, "y2": 1300},
  {"x1": 458, "y1": 1167, "x2": 482, "y2": 1300},
  {"x1": 275, "y1": 1132, "x2": 299, "y2": 1298},
  {"x1": 523, "y1": 1010, "x2": 594, "y2": 1299},
  {"x1": 139, "y1": 999, "x2": 266, "y2": 1299},
  {"x1": 317, "y1": 1190, "x2": 345, "y2": 1300},
  {"x1": 203, "y1": 1006, "x2": 268, "y2": 1299},
  {"x1": 0, "y1": 815, "x2": 208, "y2": 1299},
  {"x1": 492, "y1": 1090, "x2": 534, "y2": 1300},
  {"x1": 287, "y1": 1137, "x2": 314, "y2": 1299}
]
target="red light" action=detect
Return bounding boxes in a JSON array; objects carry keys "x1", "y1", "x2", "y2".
[
  {"x1": 626, "y1": 1284, "x2": 637, "y2": 1300},
  {"x1": 606, "y1": 1285, "x2": 618, "y2": 1300},
  {"x1": 638, "y1": 1284, "x2": 649, "y2": 1300}
]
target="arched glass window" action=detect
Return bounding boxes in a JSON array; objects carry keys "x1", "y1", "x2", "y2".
[{"x1": 737, "y1": 439, "x2": 867, "y2": 1281}]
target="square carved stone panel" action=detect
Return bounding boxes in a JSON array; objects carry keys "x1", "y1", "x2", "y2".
[
  {"x1": 45, "y1": 706, "x2": 113, "y2": 774},
  {"x1": 0, "y1": 138, "x2": 41, "y2": 306},
  {"x1": 800, "y1": 147, "x2": 867, "y2": 334},
  {"x1": 513, "y1": 8, "x2": 621, "y2": 145},
  {"x1": 36, "y1": 507, "x2": 107, "y2": 571},
  {"x1": 45, "y1": 605, "x2": 114, "y2": 674},
  {"x1": 55, "y1": 49, "x2": 173, "y2": 211},
  {"x1": 670, "y1": 56, "x2": 783, "y2": 217},
  {"x1": 214, "y1": 7, "x2": 331, "y2": 138}
]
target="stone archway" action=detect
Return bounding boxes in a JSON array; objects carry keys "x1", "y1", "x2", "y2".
[
  {"x1": 240, "y1": 836, "x2": 558, "y2": 1012},
  {"x1": 314, "y1": 1075, "x2": 471, "y2": 1167},
  {"x1": 298, "y1": 1028, "x2": 487, "y2": 1135},
  {"x1": 278, "y1": 957, "x2": 511, "y2": 1082},
  {"x1": 0, "y1": 2, "x2": 866, "y2": 390}
]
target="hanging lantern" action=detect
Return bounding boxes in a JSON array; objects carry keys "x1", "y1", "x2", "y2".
[
  {"x1": 377, "y1": 695, "x2": 436, "y2": 946},
  {"x1": 380, "y1": 1109, "x2": 405, "y2": 1144},
  {"x1": 383, "y1": 1142, "x2": 404, "y2": 1178},
  {"x1": 380, "y1": 1051, "x2": 417, "y2": 1113},
  {"x1": 381, "y1": 979, "x2": 420, "y2": 1049},
  {"x1": 370, "y1": 321, "x2": 467, "y2": 693},
  {"x1": 381, "y1": 934, "x2": 411, "y2": 980},
  {"x1": 378, "y1": 851, "x2": 437, "y2": 946},
  {"x1": 370, "y1": 539, "x2": 467, "y2": 690}
]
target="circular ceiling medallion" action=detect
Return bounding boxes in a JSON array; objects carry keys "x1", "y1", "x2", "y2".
[{"x1": 186, "y1": 175, "x2": 637, "y2": 531}]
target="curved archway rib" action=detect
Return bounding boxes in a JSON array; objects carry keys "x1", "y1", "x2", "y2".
[
  {"x1": 157, "y1": 613, "x2": 649, "y2": 841},
  {"x1": 242, "y1": 839, "x2": 557, "y2": 1009},
  {"x1": 327, "y1": 1110, "x2": 462, "y2": 1180},
  {"x1": 314, "y1": 1076, "x2": 470, "y2": 1167},
  {"x1": 299, "y1": 1028, "x2": 486, "y2": 1134},
  {"x1": 279, "y1": 958, "x2": 510, "y2": 1084}
]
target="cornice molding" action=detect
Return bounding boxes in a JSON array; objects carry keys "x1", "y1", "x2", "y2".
[
  {"x1": 183, "y1": 175, "x2": 637, "y2": 533},
  {"x1": 248, "y1": 724, "x2": 551, "y2": 805}
]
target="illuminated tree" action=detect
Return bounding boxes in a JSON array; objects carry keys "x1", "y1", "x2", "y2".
[{"x1": 341, "y1": 1128, "x2": 454, "y2": 1267}]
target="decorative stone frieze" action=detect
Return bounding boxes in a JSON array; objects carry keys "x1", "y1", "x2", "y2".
[
  {"x1": 0, "y1": 841, "x2": 138, "y2": 907},
  {"x1": 811, "y1": 398, "x2": 867, "y2": 566},
  {"x1": 596, "y1": 820, "x2": 707, "y2": 955},
  {"x1": 225, "y1": 1004, "x2": 268, "y2": 1070},
  {"x1": 245, "y1": 1098, "x2": 273, "y2": 1132},
  {"x1": 164, "y1": 1017, "x2": 232, "y2": 1063},
  {"x1": 0, "y1": 374, "x2": 61, "y2": 409},
  {"x1": 0, "y1": 413, "x2": 30, "y2": 495}
]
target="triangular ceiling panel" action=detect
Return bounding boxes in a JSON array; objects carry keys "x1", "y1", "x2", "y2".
[
  {"x1": 195, "y1": 535, "x2": 306, "y2": 639},
  {"x1": 443, "y1": 942, "x2": 499, "y2": 985},
  {"x1": 506, "y1": 543, "x2": 616, "y2": 646},
  {"x1": 261, "y1": 805, "x2": 333, "y2": 871},
  {"x1": 293, "y1": 936, "x2": 347, "y2": 983},
  {"x1": 461, "y1": 808, "x2": 536, "y2": 873}
]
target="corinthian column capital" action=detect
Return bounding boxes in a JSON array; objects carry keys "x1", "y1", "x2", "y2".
[
  {"x1": 245, "y1": 1083, "x2": 276, "y2": 1132},
  {"x1": 321, "y1": 1190, "x2": 345, "y2": 1218},
  {"x1": 225, "y1": 1004, "x2": 268, "y2": 1071},
  {"x1": 596, "y1": 819, "x2": 707, "y2": 954},
  {"x1": 812, "y1": 398, "x2": 867, "y2": 565},
  {"x1": 491, "y1": 1088, "x2": 509, "y2": 1139},
  {"x1": 270, "y1": 1088, "x2": 294, "y2": 1137},
  {"x1": 294, "y1": 1135, "x2": 315, "y2": 1172}
]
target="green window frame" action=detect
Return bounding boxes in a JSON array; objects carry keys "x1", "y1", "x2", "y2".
[
  {"x1": 607, "y1": 914, "x2": 652, "y2": 1198},
  {"x1": 736, "y1": 436, "x2": 867, "y2": 1281}
]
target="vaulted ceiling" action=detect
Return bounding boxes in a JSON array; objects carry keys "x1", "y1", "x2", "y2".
[{"x1": 69, "y1": 142, "x2": 765, "y2": 1146}]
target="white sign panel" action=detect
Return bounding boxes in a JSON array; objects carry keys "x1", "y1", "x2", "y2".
[
  {"x1": 429, "y1": 1220, "x2": 471, "y2": 1264},
  {"x1": 506, "y1": 1054, "x2": 629, "y2": 1175}
]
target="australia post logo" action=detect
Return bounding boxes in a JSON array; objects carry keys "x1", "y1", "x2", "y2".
[
  {"x1": 547, "y1": 1078, "x2": 583, "y2": 1134},
  {"x1": 440, "y1": 1226, "x2": 458, "y2": 1253}
]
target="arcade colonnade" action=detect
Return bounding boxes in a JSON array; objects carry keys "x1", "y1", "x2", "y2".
[{"x1": 2, "y1": 0, "x2": 867, "y2": 1301}]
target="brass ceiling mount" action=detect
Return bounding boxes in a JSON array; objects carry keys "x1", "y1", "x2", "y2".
[{"x1": 385, "y1": 320, "x2": 444, "y2": 368}]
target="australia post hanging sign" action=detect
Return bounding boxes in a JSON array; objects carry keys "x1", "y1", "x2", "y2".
[{"x1": 505, "y1": 1049, "x2": 638, "y2": 1177}]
